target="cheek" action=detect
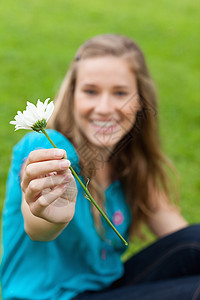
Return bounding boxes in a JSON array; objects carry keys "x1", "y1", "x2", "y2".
[
  {"x1": 74, "y1": 93, "x2": 85, "y2": 116},
  {"x1": 73, "y1": 97, "x2": 92, "y2": 123},
  {"x1": 122, "y1": 101, "x2": 140, "y2": 124}
]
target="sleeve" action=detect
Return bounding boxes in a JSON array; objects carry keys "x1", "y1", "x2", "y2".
[
  {"x1": 2, "y1": 135, "x2": 29, "y2": 222},
  {"x1": 1, "y1": 134, "x2": 31, "y2": 282}
]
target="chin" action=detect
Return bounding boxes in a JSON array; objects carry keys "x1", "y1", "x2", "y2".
[{"x1": 89, "y1": 138, "x2": 118, "y2": 152}]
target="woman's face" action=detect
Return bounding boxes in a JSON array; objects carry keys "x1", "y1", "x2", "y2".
[{"x1": 74, "y1": 56, "x2": 140, "y2": 150}]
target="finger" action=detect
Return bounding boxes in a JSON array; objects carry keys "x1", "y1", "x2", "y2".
[
  {"x1": 21, "y1": 159, "x2": 71, "y2": 191},
  {"x1": 29, "y1": 184, "x2": 69, "y2": 215},
  {"x1": 25, "y1": 172, "x2": 74, "y2": 203},
  {"x1": 27, "y1": 148, "x2": 67, "y2": 165},
  {"x1": 21, "y1": 148, "x2": 67, "y2": 188}
]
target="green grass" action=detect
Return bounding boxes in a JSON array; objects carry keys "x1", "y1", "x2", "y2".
[{"x1": 0, "y1": 0, "x2": 199, "y2": 261}]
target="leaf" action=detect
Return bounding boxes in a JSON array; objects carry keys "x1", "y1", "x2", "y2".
[{"x1": 83, "y1": 178, "x2": 91, "y2": 201}]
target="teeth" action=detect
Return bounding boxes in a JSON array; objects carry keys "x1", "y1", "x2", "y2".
[{"x1": 92, "y1": 121, "x2": 116, "y2": 127}]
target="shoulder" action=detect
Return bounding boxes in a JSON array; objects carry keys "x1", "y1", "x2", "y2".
[{"x1": 13, "y1": 129, "x2": 79, "y2": 170}]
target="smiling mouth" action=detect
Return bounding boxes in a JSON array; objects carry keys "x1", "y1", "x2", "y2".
[
  {"x1": 91, "y1": 120, "x2": 119, "y2": 134},
  {"x1": 92, "y1": 120, "x2": 117, "y2": 127}
]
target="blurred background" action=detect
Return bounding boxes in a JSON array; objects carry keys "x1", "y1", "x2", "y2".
[{"x1": 0, "y1": 0, "x2": 199, "y2": 256}]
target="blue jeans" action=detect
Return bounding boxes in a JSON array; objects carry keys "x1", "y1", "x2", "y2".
[{"x1": 75, "y1": 224, "x2": 200, "y2": 300}]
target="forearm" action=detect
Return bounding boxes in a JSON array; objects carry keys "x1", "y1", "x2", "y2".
[
  {"x1": 147, "y1": 205, "x2": 188, "y2": 238},
  {"x1": 21, "y1": 197, "x2": 68, "y2": 241}
]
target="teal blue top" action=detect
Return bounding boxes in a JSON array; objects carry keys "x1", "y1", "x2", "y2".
[{"x1": 1, "y1": 130, "x2": 131, "y2": 300}]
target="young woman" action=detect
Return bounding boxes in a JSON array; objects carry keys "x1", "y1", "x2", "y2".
[{"x1": 1, "y1": 34, "x2": 200, "y2": 300}]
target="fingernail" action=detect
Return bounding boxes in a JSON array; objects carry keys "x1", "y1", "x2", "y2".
[
  {"x1": 59, "y1": 160, "x2": 71, "y2": 169},
  {"x1": 54, "y1": 149, "x2": 65, "y2": 158}
]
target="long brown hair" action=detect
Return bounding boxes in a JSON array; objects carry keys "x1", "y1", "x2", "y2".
[{"x1": 48, "y1": 34, "x2": 176, "y2": 238}]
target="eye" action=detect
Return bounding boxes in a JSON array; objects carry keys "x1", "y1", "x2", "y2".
[
  {"x1": 115, "y1": 91, "x2": 128, "y2": 97},
  {"x1": 84, "y1": 89, "x2": 97, "y2": 95}
]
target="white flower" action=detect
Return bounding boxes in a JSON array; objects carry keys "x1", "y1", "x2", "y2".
[{"x1": 10, "y1": 98, "x2": 54, "y2": 131}]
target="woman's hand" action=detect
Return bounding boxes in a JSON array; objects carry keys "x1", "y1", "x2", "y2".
[{"x1": 21, "y1": 148, "x2": 77, "y2": 241}]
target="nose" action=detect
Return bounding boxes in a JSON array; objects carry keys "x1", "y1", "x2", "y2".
[{"x1": 95, "y1": 93, "x2": 113, "y2": 114}]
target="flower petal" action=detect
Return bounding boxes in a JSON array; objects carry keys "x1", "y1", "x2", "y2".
[
  {"x1": 36, "y1": 99, "x2": 44, "y2": 112},
  {"x1": 26, "y1": 101, "x2": 42, "y2": 120},
  {"x1": 16, "y1": 111, "x2": 33, "y2": 127},
  {"x1": 25, "y1": 107, "x2": 38, "y2": 123},
  {"x1": 43, "y1": 98, "x2": 50, "y2": 109},
  {"x1": 15, "y1": 125, "x2": 31, "y2": 131},
  {"x1": 45, "y1": 101, "x2": 54, "y2": 121},
  {"x1": 19, "y1": 112, "x2": 35, "y2": 127}
]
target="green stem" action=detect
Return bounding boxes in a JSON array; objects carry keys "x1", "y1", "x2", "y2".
[{"x1": 41, "y1": 128, "x2": 128, "y2": 246}]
